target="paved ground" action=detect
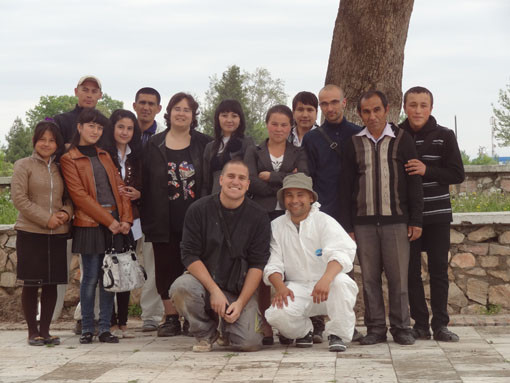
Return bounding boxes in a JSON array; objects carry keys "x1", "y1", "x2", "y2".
[{"x1": 0, "y1": 320, "x2": 509, "y2": 383}]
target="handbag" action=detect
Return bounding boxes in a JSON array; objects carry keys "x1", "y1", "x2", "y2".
[
  {"x1": 102, "y1": 235, "x2": 147, "y2": 293},
  {"x1": 214, "y1": 195, "x2": 248, "y2": 295}
]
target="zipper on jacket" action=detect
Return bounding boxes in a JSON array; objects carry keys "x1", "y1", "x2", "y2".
[
  {"x1": 48, "y1": 158, "x2": 54, "y2": 235},
  {"x1": 374, "y1": 139, "x2": 381, "y2": 225}
]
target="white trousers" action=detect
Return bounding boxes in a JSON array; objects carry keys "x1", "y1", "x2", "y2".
[
  {"x1": 138, "y1": 237, "x2": 164, "y2": 322},
  {"x1": 265, "y1": 273, "x2": 358, "y2": 342}
]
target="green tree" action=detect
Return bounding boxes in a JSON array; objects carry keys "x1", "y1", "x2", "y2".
[
  {"x1": 4, "y1": 118, "x2": 33, "y2": 163},
  {"x1": 200, "y1": 65, "x2": 249, "y2": 137},
  {"x1": 25, "y1": 93, "x2": 123, "y2": 129},
  {"x1": 0, "y1": 151, "x2": 14, "y2": 176},
  {"x1": 460, "y1": 149, "x2": 471, "y2": 165},
  {"x1": 200, "y1": 65, "x2": 287, "y2": 144},
  {"x1": 469, "y1": 147, "x2": 498, "y2": 165},
  {"x1": 492, "y1": 80, "x2": 510, "y2": 146}
]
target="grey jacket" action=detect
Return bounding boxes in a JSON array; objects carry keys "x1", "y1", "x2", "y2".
[{"x1": 244, "y1": 140, "x2": 309, "y2": 212}]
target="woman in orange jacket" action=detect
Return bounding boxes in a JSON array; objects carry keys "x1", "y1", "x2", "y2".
[{"x1": 60, "y1": 108, "x2": 132, "y2": 344}]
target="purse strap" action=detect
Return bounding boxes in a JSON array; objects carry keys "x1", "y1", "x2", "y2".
[
  {"x1": 213, "y1": 194, "x2": 235, "y2": 259},
  {"x1": 317, "y1": 126, "x2": 342, "y2": 156}
]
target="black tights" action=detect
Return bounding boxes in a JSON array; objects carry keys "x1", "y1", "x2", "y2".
[{"x1": 21, "y1": 285, "x2": 57, "y2": 339}]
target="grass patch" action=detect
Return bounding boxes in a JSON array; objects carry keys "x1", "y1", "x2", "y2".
[
  {"x1": 0, "y1": 188, "x2": 18, "y2": 224},
  {"x1": 128, "y1": 303, "x2": 142, "y2": 318},
  {"x1": 451, "y1": 192, "x2": 510, "y2": 213},
  {"x1": 480, "y1": 303, "x2": 502, "y2": 315}
]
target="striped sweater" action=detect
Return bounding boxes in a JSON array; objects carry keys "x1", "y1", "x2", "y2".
[
  {"x1": 339, "y1": 124, "x2": 423, "y2": 232},
  {"x1": 400, "y1": 116, "x2": 465, "y2": 224}
]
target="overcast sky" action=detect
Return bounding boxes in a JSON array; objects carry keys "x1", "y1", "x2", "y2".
[{"x1": 1, "y1": 0, "x2": 509, "y2": 157}]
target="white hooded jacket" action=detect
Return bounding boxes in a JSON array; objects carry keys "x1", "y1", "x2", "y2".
[{"x1": 263, "y1": 203, "x2": 356, "y2": 285}]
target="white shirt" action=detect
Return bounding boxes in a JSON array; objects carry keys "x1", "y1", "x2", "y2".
[
  {"x1": 263, "y1": 203, "x2": 356, "y2": 285},
  {"x1": 117, "y1": 145, "x2": 132, "y2": 180},
  {"x1": 356, "y1": 123, "x2": 395, "y2": 144}
]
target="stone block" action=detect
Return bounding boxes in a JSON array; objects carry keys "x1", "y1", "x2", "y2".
[
  {"x1": 451, "y1": 253, "x2": 476, "y2": 268},
  {"x1": 479, "y1": 255, "x2": 500, "y2": 268},
  {"x1": 460, "y1": 304, "x2": 484, "y2": 315},
  {"x1": 488, "y1": 284, "x2": 510, "y2": 308},
  {"x1": 5, "y1": 260, "x2": 14, "y2": 272},
  {"x1": 70, "y1": 255, "x2": 80, "y2": 272},
  {"x1": 353, "y1": 265, "x2": 361, "y2": 274},
  {"x1": 466, "y1": 278, "x2": 489, "y2": 305},
  {"x1": 448, "y1": 282, "x2": 468, "y2": 307},
  {"x1": 488, "y1": 270, "x2": 510, "y2": 282},
  {"x1": 0, "y1": 248, "x2": 7, "y2": 272},
  {"x1": 0, "y1": 272, "x2": 17, "y2": 287},
  {"x1": 489, "y1": 243, "x2": 510, "y2": 256},
  {"x1": 5, "y1": 236, "x2": 16, "y2": 249},
  {"x1": 480, "y1": 176, "x2": 492, "y2": 185},
  {"x1": 498, "y1": 231, "x2": 510, "y2": 244},
  {"x1": 459, "y1": 243, "x2": 488, "y2": 256},
  {"x1": 7, "y1": 251, "x2": 16, "y2": 267},
  {"x1": 0, "y1": 234, "x2": 8, "y2": 247},
  {"x1": 501, "y1": 179, "x2": 510, "y2": 192},
  {"x1": 467, "y1": 226, "x2": 497, "y2": 242},
  {"x1": 448, "y1": 267, "x2": 455, "y2": 281},
  {"x1": 450, "y1": 229, "x2": 465, "y2": 244},
  {"x1": 63, "y1": 284, "x2": 80, "y2": 307},
  {"x1": 507, "y1": 257, "x2": 510, "y2": 267},
  {"x1": 465, "y1": 267, "x2": 487, "y2": 276},
  {"x1": 448, "y1": 251, "x2": 452, "y2": 263},
  {"x1": 424, "y1": 283, "x2": 430, "y2": 299}
]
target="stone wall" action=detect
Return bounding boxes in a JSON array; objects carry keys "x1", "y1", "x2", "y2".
[
  {"x1": 452, "y1": 165, "x2": 510, "y2": 195},
  {"x1": 1, "y1": 214, "x2": 510, "y2": 320}
]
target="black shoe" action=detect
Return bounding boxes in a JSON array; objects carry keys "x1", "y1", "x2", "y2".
[
  {"x1": 359, "y1": 332, "x2": 387, "y2": 345},
  {"x1": 411, "y1": 327, "x2": 431, "y2": 340},
  {"x1": 278, "y1": 334, "x2": 294, "y2": 345},
  {"x1": 393, "y1": 330, "x2": 416, "y2": 345},
  {"x1": 98, "y1": 331, "x2": 119, "y2": 343},
  {"x1": 157, "y1": 315, "x2": 182, "y2": 337},
  {"x1": 433, "y1": 327, "x2": 459, "y2": 342},
  {"x1": 311, "y1": 316, "x2": 325, "y2": 344},
  {"x1": 328, "y1": 335, "x2": 347, "y2": 352},
  {"x1": 79, "y1": 332, "x2": 93, "y2": 344},
  {"x1": 352, "y1": 328, "x2": 364, "y2": 342},
  {"x1": 295, "y1": 331, "x2": 313, "y2": 348}
]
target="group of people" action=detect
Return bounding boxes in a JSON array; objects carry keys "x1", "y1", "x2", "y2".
[{"x1": 11, "y1": 74, "x2": 464, "y2": 352}]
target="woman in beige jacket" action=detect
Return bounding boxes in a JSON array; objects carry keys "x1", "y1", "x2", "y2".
[{"x1": 11, "y1": 120, "x2": 73, "y2": 346}]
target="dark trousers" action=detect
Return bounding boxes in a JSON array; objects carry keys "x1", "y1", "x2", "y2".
[
  {"x1": 408, "y1": 222, "x2": 450, "y2": 332},
  {"x1": 111, "y1": 291, "x2": 130, "y2": 326},
  {"x1": 355, "y1": 223, "x2": 410, "y2": 335}
]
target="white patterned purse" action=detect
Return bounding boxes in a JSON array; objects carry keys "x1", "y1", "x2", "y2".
[{"x1": 102, "y1": 239, "x2": 146, "y2": 293}]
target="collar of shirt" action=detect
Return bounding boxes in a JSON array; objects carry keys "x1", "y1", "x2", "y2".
[
  {"x1": 117, "y1": 145, "x2": 132, "y2": 178},
  {"x1": 356, "y1": 123, "x2": 394, "y2": 144},
  {"x1": 290, "y1": 124, "x2": 318, "y2": 147},
  {"x1": 141, "y1": 120, "x2": 158, "y2": 144}
]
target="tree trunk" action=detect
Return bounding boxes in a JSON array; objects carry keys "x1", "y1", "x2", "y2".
[{"x1": 325, "y1": 0, "x2": 414, "y2": 124}]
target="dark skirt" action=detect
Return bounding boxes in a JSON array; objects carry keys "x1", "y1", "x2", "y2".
[
  {"x1": 16, "y1": 230, "x2": 68, "y2": 286},
  {"x1": 72, "y1": 211, "x2": 127, "y2": 254}
]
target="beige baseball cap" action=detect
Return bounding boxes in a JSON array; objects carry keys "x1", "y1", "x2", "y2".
[{"x1": 77, "y1": 75, "x2": 102, "y2": 90}]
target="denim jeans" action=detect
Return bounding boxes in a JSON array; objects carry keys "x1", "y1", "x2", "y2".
[{"x1": 80, "y1": 253, "x2": 114, "y2": 335}]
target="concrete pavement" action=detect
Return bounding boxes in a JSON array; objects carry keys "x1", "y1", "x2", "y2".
[{"x1": 0, "y1": 321, "x2": 509, "y2": 383}]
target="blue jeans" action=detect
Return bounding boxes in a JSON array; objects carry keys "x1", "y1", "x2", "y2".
[{"x1": 80, "y1": 253, "x2": 114, "y2": 335}]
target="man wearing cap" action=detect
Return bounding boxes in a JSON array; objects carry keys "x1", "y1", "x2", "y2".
[
  {"x1": 264, "y1": 173, "x2": 358, "y2": 352},
  {"x1": 169, "y1": 160, "x2": 271, "y2": 352},
  {"x1": 53, "y1": 75, "x2": 102, "y2": 143},
  {"x1": 52, "y1": 76, "x2": 102, "y2": 328}
]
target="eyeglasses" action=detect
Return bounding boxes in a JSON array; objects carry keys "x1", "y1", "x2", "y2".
[
  {"x1": 319, "y1": 99, "x2": 342, "y2": 108},
  {"x1": 173, "y1": 107, "x2": 192, "y2": 114}
]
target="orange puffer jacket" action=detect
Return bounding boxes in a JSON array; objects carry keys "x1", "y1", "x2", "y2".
[{"x1": 60, "y1": 146, "x2": 132, "y2": 228}]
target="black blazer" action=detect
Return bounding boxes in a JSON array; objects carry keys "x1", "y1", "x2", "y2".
[{"x1": 244, "y1": 140, "x2": 309, "y2": 211}]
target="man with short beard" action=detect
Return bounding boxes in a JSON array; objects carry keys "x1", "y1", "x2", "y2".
[{"x1": 170, "y1": 160, "x2": 270, "y2": 352}]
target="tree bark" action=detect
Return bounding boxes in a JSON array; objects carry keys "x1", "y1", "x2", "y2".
[{"x1": 325, "y1": 0, "x2": 414, "y2": 124}]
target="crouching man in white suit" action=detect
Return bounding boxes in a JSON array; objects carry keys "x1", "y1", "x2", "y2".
[{"x1": 264, "y1": 173, "x2": 358, "y2": 352}]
